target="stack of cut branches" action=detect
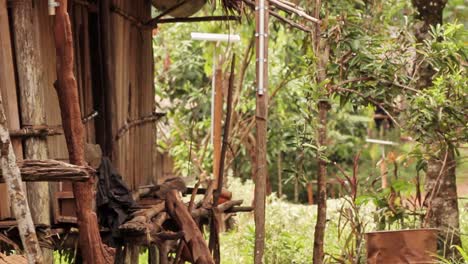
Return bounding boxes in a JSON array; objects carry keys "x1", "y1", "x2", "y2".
[{"x1": 119, "y1": 178, "x2": 252, "y2": 264}]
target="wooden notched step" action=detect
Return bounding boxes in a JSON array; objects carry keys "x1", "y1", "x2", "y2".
[{"x1": 0, "y1": 159, "x2": 92, "y2": 183}]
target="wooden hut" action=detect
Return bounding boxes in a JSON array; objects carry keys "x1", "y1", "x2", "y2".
[
  {"x1": 0, "y1": 0, "x2": 157, "y2": 224},
  {"x1": 0, "y1": 0, "x2": 247, "y2": 263}
]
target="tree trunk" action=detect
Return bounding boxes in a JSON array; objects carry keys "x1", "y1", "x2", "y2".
[
  {"x1": 313, "y1": 101, "x2": 330, "y2": 264},
  {"x1": 0, "y1": 95, "x2": 43, "y2": 263},
  {"x1": 312, "y1": 0, "x2": 330, "y2": 262},
  {"x1": 213, "y1": 69, "x2": 224, "y2": 186},
  {"x1": 10, "y1": 2, "x2": 52, "y2": 262},
  {"x1": 411, "y1": 0, "x2": 461, "y2": 255},
  {"x1": 294, "y1": 175, "x2": 299, "y2": 203},
  {"x1": 307, "y1": 182, "x2": 314, "y2": 205},
  {"x1": 277, "y1": 152, "x2": 282, "y2": 197},
  {"x1": 52, "y1": 1, "x2": 114, "y2": 263},
  {"x1": 424, "y1": 147, "x2": 461, "y2": 254}
]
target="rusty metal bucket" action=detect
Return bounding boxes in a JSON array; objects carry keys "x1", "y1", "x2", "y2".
[{"x1": 366, "y1": 229, "x2": 438, "y2": 264}]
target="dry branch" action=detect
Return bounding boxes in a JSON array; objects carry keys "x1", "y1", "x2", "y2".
[
  {"x1": 0, "y1": 97, "x2": 42, "y2": 263},
  {"x1": 269, "y1": 0, "x2": 321, "y2": 24},
  {"x1": 0, "y1": 159, "x2": 92, "y2": 183},
  {"x1": 53, "y1": 0, "x2": 114, "y2": 263},
  {"x1": 115, "y1": 112, "x2": 165, "y2": 141},
  {"x1": 166, "y1": 190, "x2": 214, "y2": 264},
  {"x1": 242, "y1": 0, "x2": 313, "y2": 32}
]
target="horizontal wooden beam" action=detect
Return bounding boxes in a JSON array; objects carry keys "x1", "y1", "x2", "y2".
[
  {"x1": 9, "y1": 125, "x2": 63, "y2": 138},
  {"x1": 0, "y1": 159, "x2": 92, "y2": 183}
]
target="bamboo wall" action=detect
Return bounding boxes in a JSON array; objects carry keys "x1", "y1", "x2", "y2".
[{"x1": 0, "y1": 0, "x2": 159, "y2": 220}]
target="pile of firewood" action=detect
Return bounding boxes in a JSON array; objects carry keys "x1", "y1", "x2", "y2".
[{"x1": 119, "y1": 177, "x2": 252, "y2": 264}]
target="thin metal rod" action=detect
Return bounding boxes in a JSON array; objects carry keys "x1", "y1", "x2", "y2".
[{"x1": 258, "y1": 0, "x2": 266, "y2": 95}]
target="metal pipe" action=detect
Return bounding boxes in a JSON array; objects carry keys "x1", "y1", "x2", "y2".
[
  {"x1": 257, "y1": 0, "x2": 266, "y2": 95},
  {"x1": 48, "y1": 0, "x2": 59, "y2": 15}
]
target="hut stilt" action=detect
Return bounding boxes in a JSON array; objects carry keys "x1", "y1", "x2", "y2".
[
  {"x1": 9, "y1": 1, "x2": 53, "y2": 261},
  {"x1": 53, "y1": 0, "x2": 114, "y2": 263}
]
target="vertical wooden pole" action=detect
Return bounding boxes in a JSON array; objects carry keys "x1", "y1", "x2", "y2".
[
  {"x1": 0, "y1": 96, "x2": 43, "y2": 263},
  {"x1": 98, "y1": 0, "x2": 116, "y2": 158},
  {"x1": 148, "y1": 245, "x2": 159, "y2": 264},
  {"x1": 9, "y1": 1, "x2": 53, "y2": 261},
  {"x1": 213, "y1": 69, "x2": 224, "y2": 186},
  {"x1": 254, "y1": 0, "x2": 269, "y2": 262},
  {"x1": 53, "y1": 1, "x2": 114, "y2": 263}
]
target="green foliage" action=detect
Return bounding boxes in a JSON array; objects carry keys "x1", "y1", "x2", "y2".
[
  {"x1": 436, "y1": 245, "x2": 468, "y2": 264},
  {"x1": 405, "y1": 24, "x2": 467, "y2": 147}
]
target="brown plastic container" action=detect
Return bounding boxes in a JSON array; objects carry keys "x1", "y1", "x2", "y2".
[{"x1": 366, "y1": 229, "x2": 438, "y2": 264}]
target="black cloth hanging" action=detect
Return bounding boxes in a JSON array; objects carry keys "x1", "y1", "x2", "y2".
[{"x1": 96, "y1": 157, "x2": 138, "y2": 246}]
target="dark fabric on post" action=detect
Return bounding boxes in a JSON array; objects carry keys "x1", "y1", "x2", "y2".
[{"x1": 96, "y1": 157, "x2": 138, "y2": 246}]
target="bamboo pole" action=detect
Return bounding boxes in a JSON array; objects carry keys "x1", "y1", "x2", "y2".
[
  {"x1": 52, "y1": 0, "x2": 114, "y2": 263},
  {"x1": 0, "y1": 95, "x2": 43, "y2": 263},
  {"x1": 254, "y1": 0, "x2": 269, "y2": 261},
  {"x1": 10, "y1": 1, "x2": 53, "y2": 261}
]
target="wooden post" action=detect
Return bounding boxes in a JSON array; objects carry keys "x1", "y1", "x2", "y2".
[
  {"x1": 0, "y1": 95, "x2": 43, "y2": 263},
  {"x1": 98, "y1": 0, "x2": 116, "y2": 158},
  {"x1": 213, "y1": 69, "x2": 224, "y2": 186},
  {"x1": 148, "y1": 245, "x2": 159, "y2": 264},
  {"x1": 254, "y1": 0, "x2": 269, "y2": 261},
  {"x1": 53, "y1": 1, "x2": 114, "y2": 263},
  {"x1": 9, "y1": 1, "x2": 53, "y2": 261}
]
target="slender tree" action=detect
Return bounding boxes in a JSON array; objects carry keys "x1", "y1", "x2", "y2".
[{"x1": 312, "y1": 0, "x2": 330, "y2": 263}]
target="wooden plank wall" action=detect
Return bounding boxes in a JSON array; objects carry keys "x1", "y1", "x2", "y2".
[
  {"x1": 0, "y1": 0, "x2": 156, "y2": 220},
  {"x1": 33, "y1": 0, "x2": 157, "y2": 192},
  {"x1": 111, "y1": 0, "x2": 156, "y2": 189},
  {"x1": 0, "y1": 0, "x2": 23, "y2": 219}
]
